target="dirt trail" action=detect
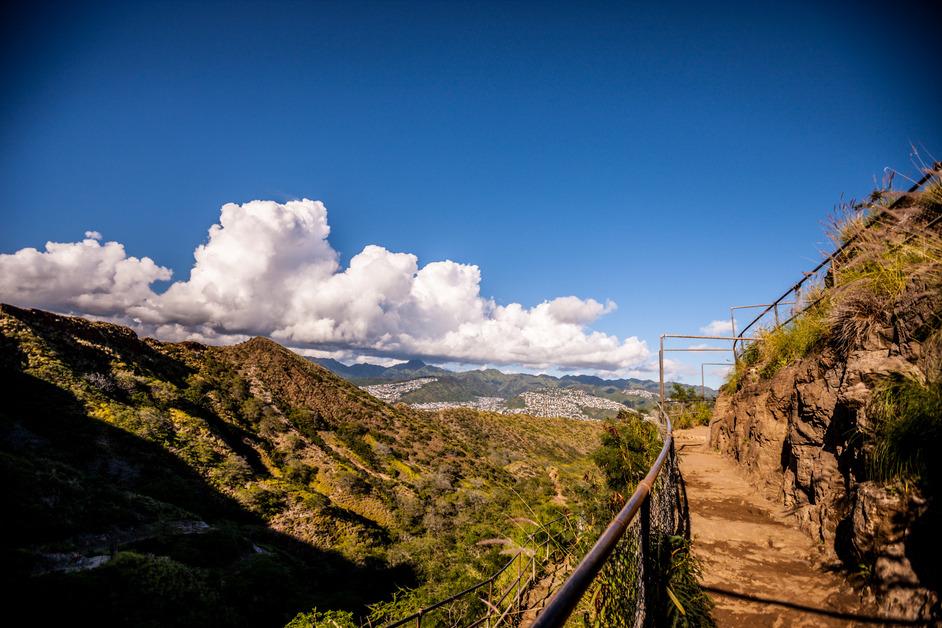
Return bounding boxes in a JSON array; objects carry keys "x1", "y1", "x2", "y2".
[{"x1": 677, "y1": 426, "x2": 878, "y2": 627}]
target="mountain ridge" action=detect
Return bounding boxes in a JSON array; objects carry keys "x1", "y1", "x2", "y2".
[
  {"x1": 1, "y1": 304, "x2": 604, "y2": 626},
  {"x1": 310, "y1": 357, "x2": 715, "y2": 411}
]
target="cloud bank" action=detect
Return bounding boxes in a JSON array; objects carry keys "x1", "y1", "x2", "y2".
[{"x1": 0, "y1": 199, "x2": 649, "y2": 371}]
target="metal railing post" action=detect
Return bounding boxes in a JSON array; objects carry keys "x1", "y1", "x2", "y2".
[
  {"x1": 700, "y1": 363, "x2": 705, "y2": 400},
  {"x1": 516, "y1": 556, "x2": 522, "y2": 611},
  {"x1": 640, "y1": 496, "x2": 652, "y2": 621},
  {"x1": 486, "y1": 580, "x2": 493, "y2": 628},
  {"x1": 658, "y1": 336, "x2": 665, "y2": 405}
]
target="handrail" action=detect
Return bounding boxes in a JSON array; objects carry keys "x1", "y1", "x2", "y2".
[
  {"x1": 530, "y1": 407, "x2": 673, "y2": 628},
  {"x1": 382, "y1": 514, "x2": 572, "y2": 627},
  {"x1": 733, "y1": 163, "x2": 941, "y2": 356}
]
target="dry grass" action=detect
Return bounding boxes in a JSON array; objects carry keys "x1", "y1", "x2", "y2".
[
  {"x1": 724, "y1": 169, "x2": 942, "y2": 390},
  {"x1": 827, "y1": 175, "x2": 942, "y2": 355}
]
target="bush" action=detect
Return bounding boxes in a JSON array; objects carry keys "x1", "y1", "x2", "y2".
[
  {"x1": 656, "y1": 535, "x2": 715, "y2": 627},
  {"x1": 592, "y1": 411, "x2": 661, "y2": 491},
  {"x1": 286, "y1": 608, "x2": 357, "y2": 628},
  {"x1": 284, "y1": 459, "x2": 317, "y2": 486},
  {"x1": 672, "y1": 402, "x2": 713, "y2": 430},
  {"x1": 239, "y1": 484, "x2": 287, "y2": 517},
  {"x1": 212, "y1": 454, "x2": 253, "y2": 489},
  {"x1": 288, "y1": 407, "x2": 327, "y2": 440},
  {"x1": 867, "y1": 373, "x2": 942, "y2": 490}
]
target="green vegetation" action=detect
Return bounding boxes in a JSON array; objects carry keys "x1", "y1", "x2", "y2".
[
  {"x1": 286, "y1": 609, "x2": 357, "y2": 627},
  {"x1": 656, "y1": 536, "x2": 716, "y2": 627},
  {"x1": 724, "y1": 174, "x2": 942, "y2": 392},
  {"x1": 0, "y1": 304, "x2": 604, "y2": 626},
  {"x1": 592, "y1": 410, "x2": 661, "y2": 491},
  {"x1": 667, "y1": 384, "x2": 713, "y2": 429},
  {"x1": 579, "y1": 411, "x2": 714, "y2": 626},
  {"x1": 867, "y1": 373, "x2": 942, "y2": 490}
]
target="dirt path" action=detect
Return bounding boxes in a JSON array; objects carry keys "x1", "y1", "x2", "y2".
[{"x1": 676, "y1": 427, "x2": 878, "y2": 627}]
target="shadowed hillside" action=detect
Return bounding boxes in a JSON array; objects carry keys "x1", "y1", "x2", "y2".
[{"x1": 1, "y1": 304, "x2": 604, "y2": 626}]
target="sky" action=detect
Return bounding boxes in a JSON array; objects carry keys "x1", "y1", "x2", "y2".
[{"x1": 1, "y1": 0, "x2": 939, "y2": 387}]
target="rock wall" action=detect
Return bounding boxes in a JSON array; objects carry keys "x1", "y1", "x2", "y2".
[{"x1": 710, "y1": 324, "x2": 938, "y2": 620}]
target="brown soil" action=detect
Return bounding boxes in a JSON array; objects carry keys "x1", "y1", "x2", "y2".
[{"x1": 677, "y1": 426, "x2": 881, "y2": 627}]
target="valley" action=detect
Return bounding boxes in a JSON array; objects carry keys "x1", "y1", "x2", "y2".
[{"x1": 317, "y1": 357, "x2": 712, "y2": 421}]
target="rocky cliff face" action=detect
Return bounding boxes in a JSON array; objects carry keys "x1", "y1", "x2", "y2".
[
  {"x1": 710, "y1": 185, "x2": 942, "y2": 620},
  {"x1": 711, "y1": 344, "x2": 937, "y2": 619}
]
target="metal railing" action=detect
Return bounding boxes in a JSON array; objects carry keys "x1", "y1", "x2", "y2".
[
  {"x1": 732, "y1": 163, "x2": 941, "y2": 358},
  {"x1": 529, "y1": 404, "x2": 679, "y2": 627},
  {"x1": 381, "y1": 515, "x2": 575, "y2": 627}
]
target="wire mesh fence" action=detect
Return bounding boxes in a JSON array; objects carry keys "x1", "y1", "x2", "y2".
[
  {"x1": 378, "y1": 408, "x2": 689, "y2": 628},
  {"x1": 378, "y1": 514, "x2": 581, "y2": 627},
  {"x1": 565, "y1": 420, "x2": 689, "y2": 627}
]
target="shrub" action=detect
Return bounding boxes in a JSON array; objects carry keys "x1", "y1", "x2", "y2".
[
  {"x1": 592, "y1": 411, "x2": 661, "y2": 491},
  {"x1": 672, "y1": 402, "x2": 713, "y2": 430},
  {"x1": 286, "y1": 608, "x2": 358, "y2": 628},
  {"x1": 656, "y1": 535, "x2": 715, "y2": 627},
  {"x1": 755, "y1": 304, "x2": 829, "y2": 379},
  {"x1": 212, "y1": 454, "x2": 253, "y2": 489},
  {"x1": 287, "y1": 407, "x2": 326, "y2": 440},
  {"x1": 238, "y1": 484, "x2": 287, "y2": 518},
  {"x1": 284, "y1": 459, "x2": 317, "y2": 486},
  {"x1": 867, "y1": 373, "x2": 942, "y2": 489}
]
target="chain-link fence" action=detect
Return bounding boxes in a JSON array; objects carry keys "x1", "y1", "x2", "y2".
[
  {"x1": 380, "y1": 409, "x2": 690, "y2": 628},
  {"x1": 576, "y1": 434, "x2": 689, "y2": 627},
  {"x1": 530, "y1": 409, "x2": 692, "y2": 628}
]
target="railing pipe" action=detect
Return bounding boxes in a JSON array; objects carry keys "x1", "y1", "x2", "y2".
[
  {"x1": 736, "y1": 165, "x2": 939, "y2": 342},
  {"x1": 530, "y1": 410, "x2": 673, "y2": 628}
]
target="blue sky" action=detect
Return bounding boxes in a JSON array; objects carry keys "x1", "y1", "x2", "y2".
[{"x1": 1, "y1": 1, "x2": 939, "y2": 386}]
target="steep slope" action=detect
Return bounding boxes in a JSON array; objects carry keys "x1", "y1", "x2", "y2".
[
  {"x1": 1, "y1": 305, "x2": 604, "y2": 626},
  {"x1": 711, "y1": 172, "x2": 942, "y2": 620}
]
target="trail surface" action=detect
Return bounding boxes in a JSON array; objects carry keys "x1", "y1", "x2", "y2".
[{"x1": 677, "y1": 426, "x2": 879, "y2": 627}]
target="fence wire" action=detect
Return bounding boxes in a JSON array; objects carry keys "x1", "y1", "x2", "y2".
[{"x1": 570, "y1": 432, "x2": 687, "y2": 628}]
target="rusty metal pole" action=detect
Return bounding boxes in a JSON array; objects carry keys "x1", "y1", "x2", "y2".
[
  {"x1": 640, "y1": 496, "x2": 652, "y2": 618},
  {"x1": 700, "y1": 363, "x2": 705, "y2": 400},
  {"x1": 486, "y1": 580, "x2": 493, "y2": 628},
  {"x1": 659, "y1": 336, "x2": 665, "y2": 405}
]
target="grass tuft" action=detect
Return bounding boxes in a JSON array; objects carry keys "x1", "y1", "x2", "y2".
[{"x1": 867, "y1": 373, "x2": 942, "y2": 490}]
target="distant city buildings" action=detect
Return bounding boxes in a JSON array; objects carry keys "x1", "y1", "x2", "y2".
[
  {"x1": 362, "y1": 378, "x2": 630, "y2": 420},
  {"x1": 623, "y1": 388, "x2": 657, "y2": 399},
  {"x1": 361, "y1": 378, "x2": 438, "y2": 402}
]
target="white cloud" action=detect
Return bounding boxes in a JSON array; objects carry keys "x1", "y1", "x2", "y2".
[
  {"x1": 0, "y1": 235, "x2": 171, "y2": 316},
  {"x1": 699, "y1": 319, "x2": 735, "y2": 335},
  {"x1": 0, "y1": 199, "x2": 649, "y2": 372}
]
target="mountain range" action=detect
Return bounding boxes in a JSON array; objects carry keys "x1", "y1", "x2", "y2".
[{"x1": 312, "y1": 358, "x2": 715, "y2": 410}]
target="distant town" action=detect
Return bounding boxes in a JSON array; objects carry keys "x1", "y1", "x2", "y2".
[{"x1": 362, "y1": 377, "x2": 633, "y2": 420}]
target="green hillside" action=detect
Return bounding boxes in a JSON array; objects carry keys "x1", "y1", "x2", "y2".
[{"x1": 1, "y1": 305, "x2": 604, "y2": 626}]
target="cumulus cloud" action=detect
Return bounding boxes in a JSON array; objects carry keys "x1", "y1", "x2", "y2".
[
  {"x1": 0, "y1": 199, "x2": 649, "y2": 371},
  {"x1": 699, "y1": 319, "x2": 735, "y2": 335},
  {"x1": 0, "y1": 235, "x2": 171, "y2": 316}
]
